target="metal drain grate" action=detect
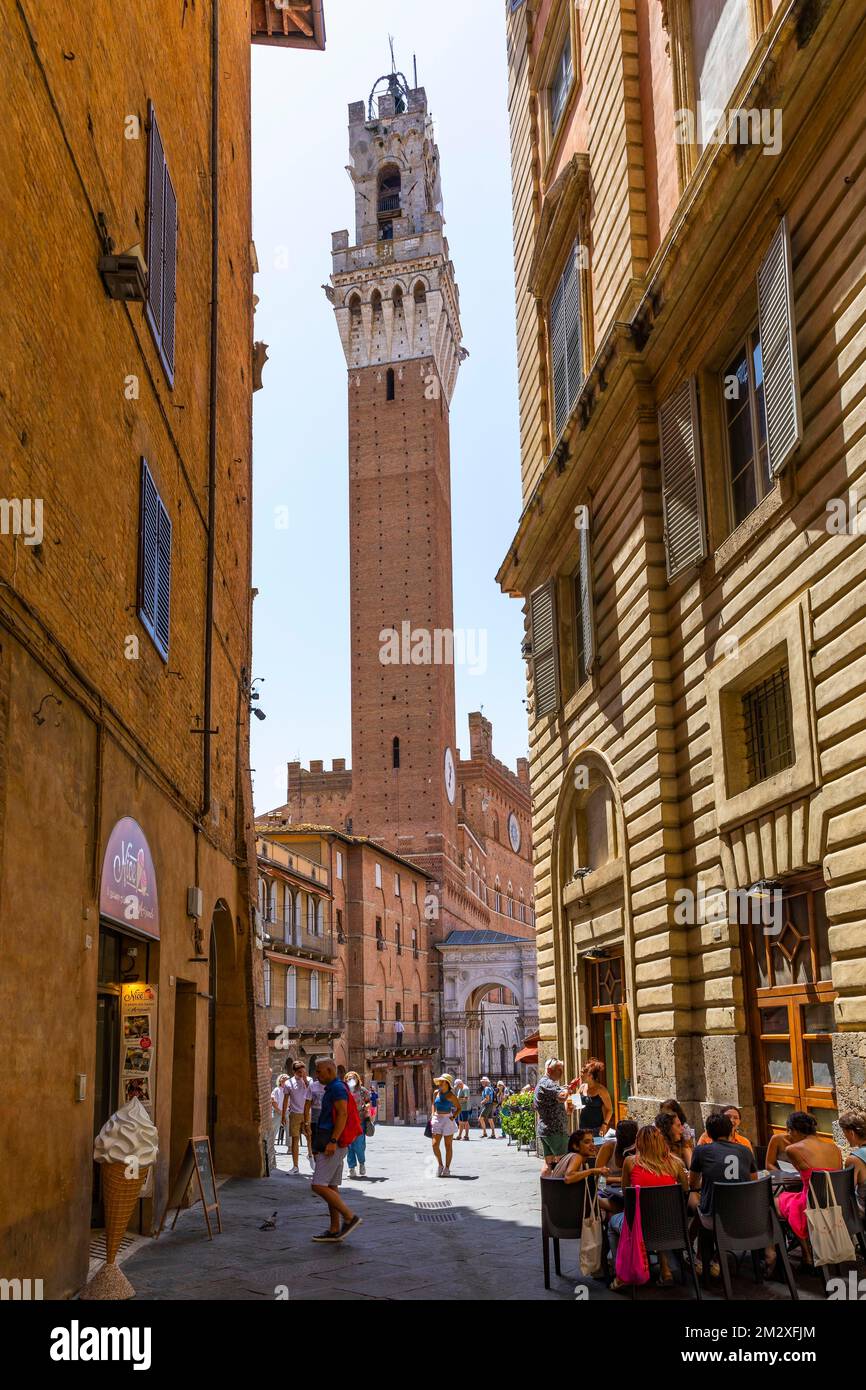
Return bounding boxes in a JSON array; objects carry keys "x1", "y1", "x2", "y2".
[{"x1": 414, "y1": 1200, "x2": 462, "y2": 1224}]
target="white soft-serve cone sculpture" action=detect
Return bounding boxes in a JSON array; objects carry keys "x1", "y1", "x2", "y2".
[{"x1": 81, "y1": 1098, "x2": 158, "y2": 1299}]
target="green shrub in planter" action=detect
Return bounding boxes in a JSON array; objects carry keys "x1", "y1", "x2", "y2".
[{"x1": 500, "y1": 1092, "x2": 536, "y2": 1146}]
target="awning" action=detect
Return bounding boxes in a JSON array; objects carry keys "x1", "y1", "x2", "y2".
[{"x1": 514, "y1": 1044, "x2": 538, "y2": 1065}]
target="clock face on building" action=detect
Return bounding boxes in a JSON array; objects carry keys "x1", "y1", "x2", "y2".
[
  {"x1": 508, "y1": 812, "x2": 521, "y2": 853},
  {"x1": 444, "y1": 747, "x2": 456, "y2": 805}
]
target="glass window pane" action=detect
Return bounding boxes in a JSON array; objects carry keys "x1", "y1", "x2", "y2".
[
  {"x1": 732, "y1": 460, "x2": 757, "y2": 526},
  {"x1": 765, "y1": 1042, "x2": 793, "y2": 1085},
  {"x1": 808, "y1": 1041, "x2": 835, "y2": 1089},
  {"x1": 803, "y1": 1003, "x2": 836, "y2": 1035},
  {"x1": 811, "y1": 1107, "x2": 838, "y2": 1136},
  {"x1": 771, "y1": 944, "x2": 794, "y2": 987},
  {"x1": 754, "y1": 933, "x2": 770, "y2": 989},
  {"x1": 768, "y1": 1102, "x2": 793, "y2": 1130},
  {"x1": 759, "y1": 1006, "x2": 789, "y2": 1035}
]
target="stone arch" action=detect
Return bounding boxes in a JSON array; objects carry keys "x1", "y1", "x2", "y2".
[
  {"x1": 345, "y1": 288, "x2": 363, "y2": 310},
  {"x1": 549, "y1": 747, "x2": 634, "y2": 1085},
  {"x1": 412, "y1": 276, "x2": 429, "y2": 301}
]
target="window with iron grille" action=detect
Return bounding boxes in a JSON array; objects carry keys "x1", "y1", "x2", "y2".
[
  {"x1": 550, "y1": 244, "x2": 583, "y2": 438},
  {"x1": 138, "y1": 458, "x2": 171, "y2": 660},
  {"x1": 742, "y1": 666, "x2": 794, "y2": 786}
]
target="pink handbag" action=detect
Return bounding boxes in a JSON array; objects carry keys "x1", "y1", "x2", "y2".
[{"x1": 615, "y1": 1187, "x2": 650, "y2": 1284}]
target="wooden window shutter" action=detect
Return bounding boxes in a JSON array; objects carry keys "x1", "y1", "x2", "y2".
[
  {"x1": 155, "y1": 496, "x2": 172, "y2": 657},
  {"x1": 658, "y1": 376, "x2": 707, "y2": 580},
  {"x1": 138, "y1": 460, "x2": 159, "y2": 631},
  {"x1": 146, "y1": 104, "x2": 165, "y2": 342},
  {"x1": 578, "y1": 510, "x2": 596, "y2": 675},
  {"x1": 138, "y1": 459, "x2": 171, "y2": 660},
  {"x1": 550, "y1": 245, "x2": 583, "y2": 439},
  {"x1": 161, "y1": 168, "x2": 177, "y2": 383},
  {"x1": 145, "y1": 103, "x2": 177, "y2": 386},
  {"x1": 529, "y1": 581, "x2": 560, "y2": 718},
  {"x1": 757, "y1": 216, "x2": 802, "y2": 476}
]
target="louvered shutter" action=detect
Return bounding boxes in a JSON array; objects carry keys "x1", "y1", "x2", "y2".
[
  {"x1": 550, "y1": 275, "x2": 568, "y2": 437},
  {"x1": 529, "y1": 582, "x2": 560, "y2": 717},
  {"x1": 146, "y1": 105, "x2": 165, "y2": 342},
  {"x1": 161, "y1": 167, "x2": 177, "y2": 384},
  {"x1": 757, "y1": 217, "x2": 802, "y2": 475},
  {"x1": 139, "y1": 460, "x2": 159, "y2": 631},
  {"x1": 564, "y1": 249, "x2": 584, "y2": 412},
  {"x1": 154, "y1": 496, "x2": 172, "y2": 658},
  {"x1": 578, "y1": 511, "x2": 596, "y2": 676},
  {"x1": 658, "y1": 377, "x2": 707, "y2": 580}
]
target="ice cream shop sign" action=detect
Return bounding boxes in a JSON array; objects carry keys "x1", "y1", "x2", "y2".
[{"x1": 99, "y1": 817, "x2": 159, "y2": 940}]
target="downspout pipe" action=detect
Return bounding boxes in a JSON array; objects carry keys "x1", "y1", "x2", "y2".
[{"x1": 202, "y1": 0, "x2": 219, "y2": 820}]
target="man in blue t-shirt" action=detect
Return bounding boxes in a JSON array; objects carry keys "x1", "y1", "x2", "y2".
[{"x1": 309, "y1": 1058, "x2": 363, "y2": 1243}]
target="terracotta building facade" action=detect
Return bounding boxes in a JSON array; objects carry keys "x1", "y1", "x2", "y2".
[
  {"x1": 0, "y1": 1, "x2": 325, "y2": 1299},
  {"x1": 262, "y1": 77, "x2": 538, "y2": 1095},
  {"x1": 499, "y1": 0, "x2": 866, "y2": 1140}
]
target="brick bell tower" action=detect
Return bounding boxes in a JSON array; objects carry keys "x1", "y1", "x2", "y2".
[{"x1": 329, "y1": 71, "x2": 466, "y2": 906}]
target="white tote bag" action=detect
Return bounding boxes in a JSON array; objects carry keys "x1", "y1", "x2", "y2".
[
  {"x1": 579, "y1": 1179, "x2": 603, "y2": 1276},
  {"x1": 805, "y1": 1173, "x2": 856, "y2": 1267}
]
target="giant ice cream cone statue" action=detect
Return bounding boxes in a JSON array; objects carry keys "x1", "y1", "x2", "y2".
[{"x1": 81, "y1": 1098, "x2": 158, "y2": 1300}]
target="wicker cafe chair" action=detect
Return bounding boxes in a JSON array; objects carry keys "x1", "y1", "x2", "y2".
[
  {"x1": 710, "y1": 1176, "x2": 799, "y2": 1300},
  {"x1": 622, "y1": 1184, "x2": 702, "y2": 1300},
  {"x1": 540, "y1": 1173, "x2": 600, "y2": 1289}
]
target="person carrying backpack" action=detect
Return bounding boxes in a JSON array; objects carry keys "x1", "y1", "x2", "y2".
[{"x1": 309, "y1": 1057, "x2": 363, "y2": 1243}]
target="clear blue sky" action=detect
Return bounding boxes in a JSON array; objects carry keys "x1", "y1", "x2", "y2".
[{"x1": 250, "y1": 0, "x2": 528, "y2": 813}]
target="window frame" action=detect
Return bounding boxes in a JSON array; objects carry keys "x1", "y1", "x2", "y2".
[{"x1": 721, "y1": 325, "x2": 773, "y2": 532}]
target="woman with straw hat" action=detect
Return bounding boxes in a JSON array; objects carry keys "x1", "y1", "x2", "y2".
[{"x1": 430, "y1": 1073, "x2": 461, "y2": 1177}]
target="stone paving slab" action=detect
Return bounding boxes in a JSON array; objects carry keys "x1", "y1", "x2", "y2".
[{"x1": 122, "y1": 1126, "x2": 824, "y2": 1302}]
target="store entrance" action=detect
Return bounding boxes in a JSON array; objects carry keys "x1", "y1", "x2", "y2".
[{"x1": 585, "y1": 949, "x2": 632, "y2": 1124}]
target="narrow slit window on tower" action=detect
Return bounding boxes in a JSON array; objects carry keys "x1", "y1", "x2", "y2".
[
  {"x1": 392, "y1": 735, "x2": 400, "y2": 768},
  {"x1": 387, "y1": 368, "x2": 395, "y2": 401}
]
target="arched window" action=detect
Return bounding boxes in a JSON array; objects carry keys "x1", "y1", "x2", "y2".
[
  {"x1": 257, "y1": 878, "x2": 265, "y2": 916},
  {"x1": 392, "y1": 735, "x2": 400, "y2": 768},
  {"x1": 284, "y1": 890, "x2": 293, "y2": 941},
  {"x1": 310, "y1": 971, "x2": 320, "y2": 1010},
  {"x1": 294, "y1": 892, "x2": 302, "y2": 932},
  {"x1": 386, "y1": 367, "x2": 395, "y2": 401},
  {"x1": 307, "y1": 896, "x2": 316, "y2": 934},
  {"x1": 267, "y1": 881, "x2": 277, "y2": 924},
  {"x1": 316, "y1": 898, "x2": 324, "y2": 936},
  {"x1": 286, "y1": 965, "x2": 297, "y2": 1015},
  {"x1": 492, "y1": 813, "x2": 500, "y2": 842},
  {"x1": 263, "y1": 958, "x2": 271, "y2": 1007},
  {"x1": 378, "y1": 164, "x2": 401, "y2": 216},
  {"x1": 413, "y1": 280, "x2": 426, "y2": 303}
]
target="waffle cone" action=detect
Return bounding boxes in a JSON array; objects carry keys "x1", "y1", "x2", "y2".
[{"x1": 101, "y1": 1162, "x2": 149, "y2": 1264}]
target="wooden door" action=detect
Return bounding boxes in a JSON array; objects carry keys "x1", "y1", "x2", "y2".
[
  {"x1": 586, "y1": 951, "x2": 631, "y2": 1122},
  {"x1": 744, "y1": 879, "x2": 837, "y2": 1139}
]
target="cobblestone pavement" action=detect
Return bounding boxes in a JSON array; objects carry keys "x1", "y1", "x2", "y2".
[{"x1": 123, "y1": 1127, "x2": 822, "y2": 1302}]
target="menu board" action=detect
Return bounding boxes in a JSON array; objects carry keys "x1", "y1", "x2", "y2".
[
  {"x1": 120, "y1": 982, "x2": 157, "y2": 1118},
  {"x1": 157, "y1": 1136, "x2": 222, "y2": 1240}
]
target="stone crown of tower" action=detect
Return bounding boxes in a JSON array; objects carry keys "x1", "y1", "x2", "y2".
[{"x1": 328, "y1": 83, "x2": 466, "y2": 402}]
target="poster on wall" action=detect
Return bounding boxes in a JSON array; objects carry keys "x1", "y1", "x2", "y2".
[{"x1": 120, "y1": 982, "x2": 158, "y2": 1119}]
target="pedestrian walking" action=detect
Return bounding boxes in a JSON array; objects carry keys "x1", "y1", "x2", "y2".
[
  {"x1": 534, "y1": 1058, "x2": 570, "y2": 1163},
  {"x1": 430, "y1": 1073, "x2": 461, "y2": 1176},
  {"x1": 307, "y1": 1062, "x2": 326, "y2": 1171},
  {"x1": 368, "y1": 1080, "x2": 379, "y2": 1124},
  {"x1": 309, "y1": 1058, "x2": 363, "y2": 1243},
  {"x1": 271, "y1": 1073, "x2": 289, "y2": 1150},
  {"x1": 454, "y1": 1077, "x2": 471, "y2": 1140},
  {"x1": 345, "y1": 1070, "x2": 371, "y2": 1177},
  {"x1": 284, "y1": 1060, "x2": 312, "y2": 1174},
  {"x1": 478, "y1": 1076, "x2": 498, "y2": 1138}
]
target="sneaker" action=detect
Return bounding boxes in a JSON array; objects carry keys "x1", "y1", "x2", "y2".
[
  {"x1": 312, "y1": 1230, "x2": 341, "y2": 1243},
  {"x1": 443, "y1": 1167, "x2": 452, "y2": 1177},
  {"x1": 437, "y1": 1164, "x2": 445, "y2": 1177},
  {"x1": 337, "y1": 1214, "x2": 363, "y2": 1241},
  {"x1": 358, "y1": 1164, "x2": 366, "y2": 1177},
  {"x1": 291, "y1": 1166, "x2": 300, "y2": 1175},
  {"x1": 348, "y1": 1168, "x2": 358, "y2": 1178}
]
